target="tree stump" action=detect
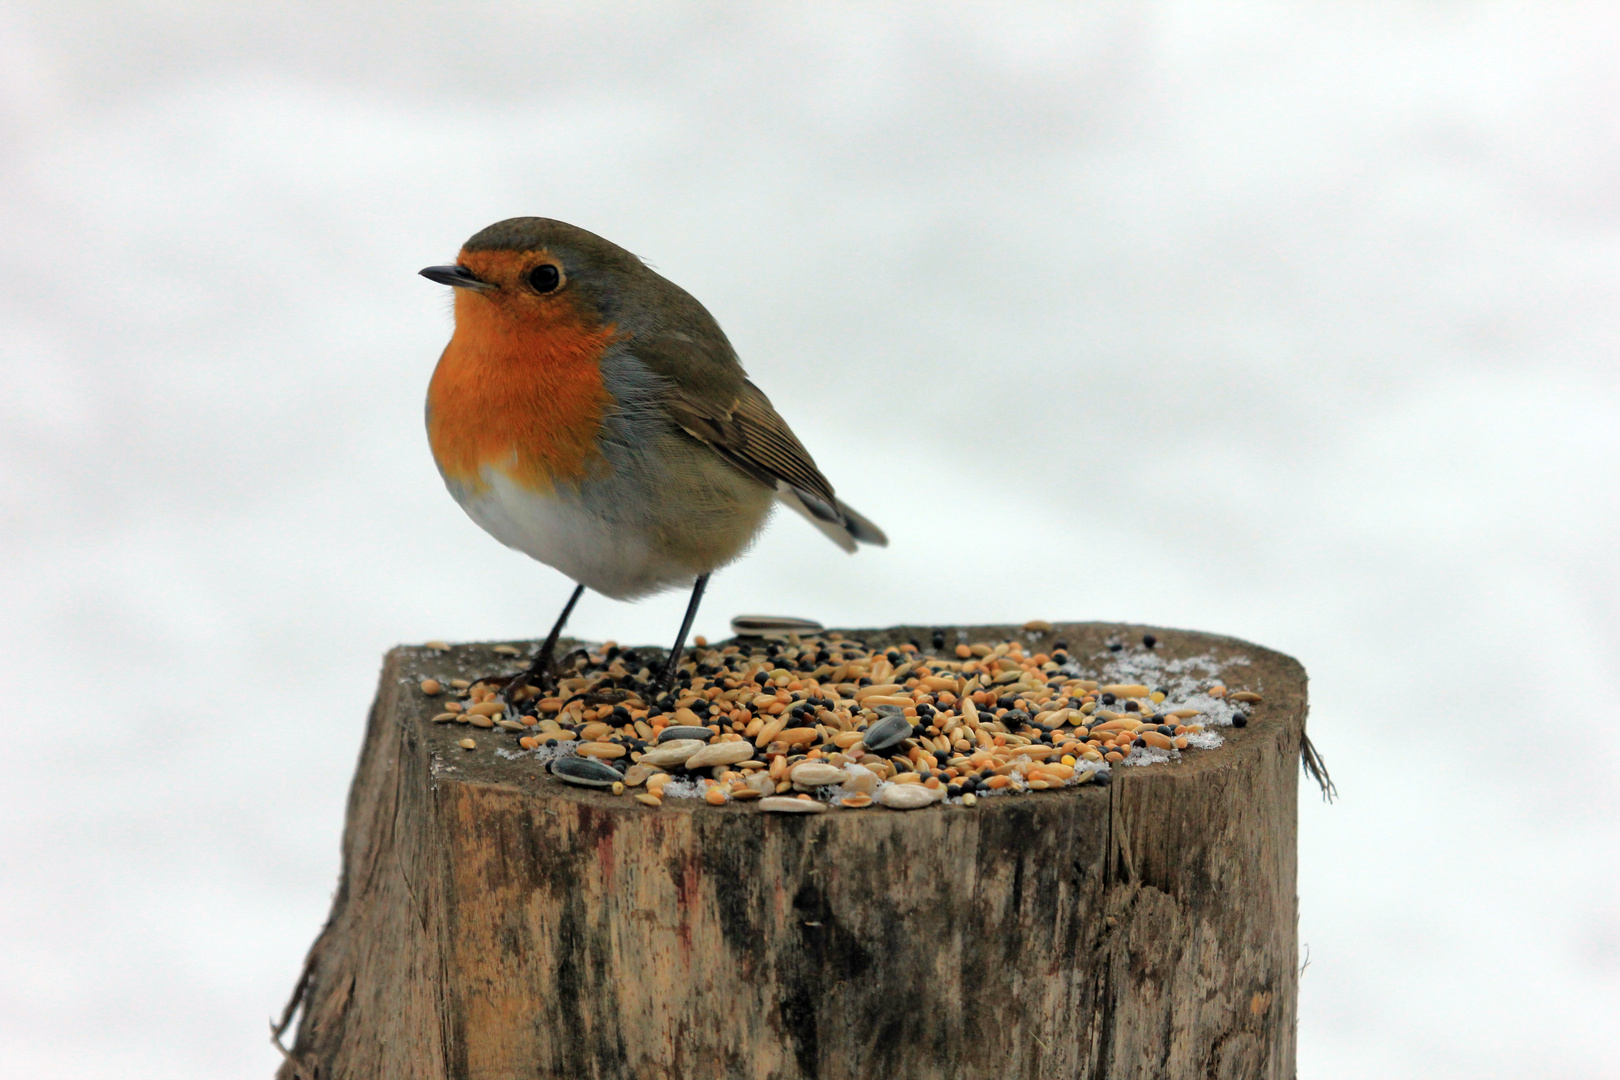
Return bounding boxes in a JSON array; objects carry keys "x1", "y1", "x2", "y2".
[{"x1": 275, "y1": 622, "x2": 1305, "y2": 1080}]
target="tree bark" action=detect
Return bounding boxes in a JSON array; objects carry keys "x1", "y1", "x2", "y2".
[{"x1": 275, "y1": 622, "x2": 1305, "y2": 1080}]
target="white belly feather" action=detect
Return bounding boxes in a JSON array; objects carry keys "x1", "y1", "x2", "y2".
[{"x1": 450, "y1": 470, "x2": 669, "y2": 601}]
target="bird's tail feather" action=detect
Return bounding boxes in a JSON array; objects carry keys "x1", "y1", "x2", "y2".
[
  {"x1": 776, "y1": 489, "x2": 886, "y2": 552},
  {"x1": 835, "y1": 498, "x2": 887, "y2": 546}
]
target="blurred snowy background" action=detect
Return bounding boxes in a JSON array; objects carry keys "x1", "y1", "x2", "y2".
[{"x1": 2, "y1": 2, "x2": 1617, "y2": 1076}]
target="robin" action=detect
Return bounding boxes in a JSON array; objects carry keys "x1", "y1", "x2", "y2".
[{"x1": 420, "y1": 217, "x2": 886, "y2": 699}]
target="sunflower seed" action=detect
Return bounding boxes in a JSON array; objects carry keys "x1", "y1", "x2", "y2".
[
  {"x1": 657, "y1": 725, "x2": 714, "y2": 743},
  {"x1": 862, "y1": 713, "x2": 911, "y2": 752},
  {"x1": 551, "y1": 755, "x2": 623, "y2": 787}
]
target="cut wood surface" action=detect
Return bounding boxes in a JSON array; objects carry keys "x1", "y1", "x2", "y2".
[{"x1": 275, "y1": 622, "x2": 1306, "y2": 1080}]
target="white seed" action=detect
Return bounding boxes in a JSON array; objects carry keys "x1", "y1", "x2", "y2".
[
  {"x1": 758, "y1": 797, "x2": 829, "y2": 814},
  {"x1": 638, "y1": 739, "x2": 705, "y2": 768},
  {"x1": 839, "y1": 763, "x2": 878, "y2": 795},
  {"x1": 623, "y1": 763, "x2": 661, "y2": 787},
  {"x1": 788, "y1": 761, "x2": 847, "y2": 786},
  {"x1": 457, "y1": 738, "x2": 476, "y2": 750},
  {"x1": 877, "y1": 783, "x2": 944, "y2": 810},
  {"x1": 683, "y1": 741, "x2": 756, "y2": 770}
]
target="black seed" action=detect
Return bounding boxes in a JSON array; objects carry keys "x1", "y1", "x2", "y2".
[
  {"x1": 911, "y1": 724, "x2": 928, "y2": 738},
  {"x1": 947, "y1": 784, "x2": 963, "y2": 798},
  {"x1": 933, "y1": 750, "x2": 949, "y2": 766},
  {"x1": 1157, "y1": 725, "x2": 1173, "y2": 736},
  {"x1": 544, "y1": 738, "x2": 557, "y2": 747},
  {"x1": 1124, "y1": 701, "x2": 1139, "y2": 713},
  {"x1": 1101, "y1": 693, "x2": 1116, "y2": 705},
  {"x1": 932, "y1": 630, "x2": 947, "y2": 649},
  {"x1": 1132, "y1": 737, "x2": 1147, "y2": 748},
  {"x1": 997, "y1": 695, "x2": 1017, "y2": 710},
  {"x1": 1233, "y1": 713, "x2": 1249, "y2": 728},
  {"x1": 1142, "y1": 634, "x2": 1157, "y2": 648},
  {"x1": 754, "y1": 671, "x2": 769, "y2": 685},
  {"x1": 1108, "y1": 642, "x2": 1123, "y2": 652},
  {"x1": 915, "y1": 703, "x2": 935, "y2": 718}
]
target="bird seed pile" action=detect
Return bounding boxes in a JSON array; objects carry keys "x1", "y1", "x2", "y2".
[{"x1": 416, "y1": 623, "x2": 1264, "y2": 813}]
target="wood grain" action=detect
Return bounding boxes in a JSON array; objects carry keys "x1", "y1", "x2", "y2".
[{"x1": 275, "y1": 622, "x2": 1305, "y2": 1079}]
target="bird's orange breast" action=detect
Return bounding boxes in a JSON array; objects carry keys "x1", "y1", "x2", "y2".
[{"x1": 427, "y1": 286, "x2": 619, "y2": 494}]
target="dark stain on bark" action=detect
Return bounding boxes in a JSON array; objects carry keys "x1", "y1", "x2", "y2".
[{"x1": 701, "y1": 818, "x2": 767, "y2": 966}]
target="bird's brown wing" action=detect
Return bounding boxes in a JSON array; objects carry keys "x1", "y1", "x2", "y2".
[
  {"x1": 664, "y1": 379, "x2": 840, "y2": 518},
  {"x1": 632, "y1": 323, "x2": 886, "y2": 548}
]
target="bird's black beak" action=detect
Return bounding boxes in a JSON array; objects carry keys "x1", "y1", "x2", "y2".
[{"x1": 419, "y1": 264, "x2": 496, "y2": 291}]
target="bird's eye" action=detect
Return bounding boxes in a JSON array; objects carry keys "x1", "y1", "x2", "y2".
[{"x1": 528, "y1": 263, "x2": 563, "y2": 294}]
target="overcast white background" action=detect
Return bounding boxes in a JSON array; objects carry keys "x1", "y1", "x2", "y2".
[{"x1": 2, "y1": 3, "x2": 1617, "y2": 1077}]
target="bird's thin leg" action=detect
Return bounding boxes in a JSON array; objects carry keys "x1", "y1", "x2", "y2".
[
  {"x1": 656, "y1": 574, "x2": 710, "y2": 698},
  {"x1": 505, "y1": 583, "x2": 586, "y2": 699}
]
